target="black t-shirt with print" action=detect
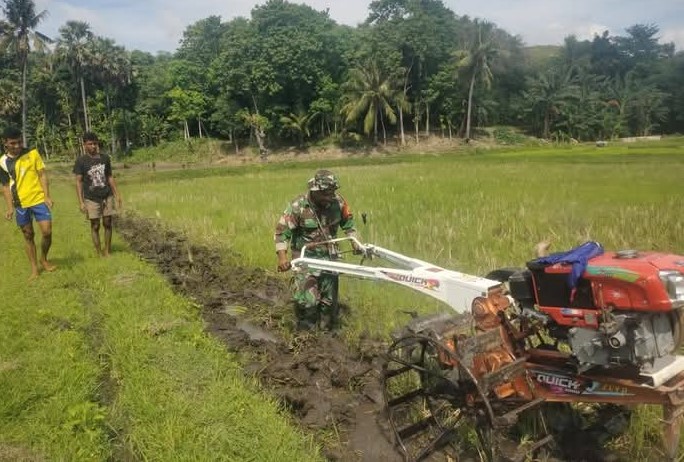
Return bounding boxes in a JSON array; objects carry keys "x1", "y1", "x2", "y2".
[{"x1": 73, "y1": 154, "x2": 113, "y2": 200}]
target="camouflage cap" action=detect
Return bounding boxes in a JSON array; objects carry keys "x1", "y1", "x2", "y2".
[{"x1": 307, "y1": 169, "x2": 340, "y2": 191}]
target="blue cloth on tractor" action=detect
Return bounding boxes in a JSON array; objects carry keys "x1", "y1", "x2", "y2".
[{"x1": 529, "y1": 241, "x2": 604, "y2": 290}]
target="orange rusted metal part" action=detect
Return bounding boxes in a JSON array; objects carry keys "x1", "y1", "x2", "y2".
[
  {"x1": 432, "y1": 289, "x2": 684, "y2": 459},
  {"x1": 660, "y1": 373, "x2": 684, "y2": 460},
  {"x1": 439, "y1": 338, "x2": 459, "y2": 367},
  {"x1": 472, "y1": 288, "x2": 511, "y2": 331},
  {"x1": 466, "y1": 291, "x2": 533, "y2": 399},
  {"x1": 472, "y1": 346, "x2": 518, "y2": 398}
]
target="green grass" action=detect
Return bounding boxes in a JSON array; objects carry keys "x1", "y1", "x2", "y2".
[
  {"x1": 0, "y1": 181, "x2": 320, "y2": 461},
  {"x1": 118, "y1": 138, "x2": 240, "y2": 165},
  {"x1": 120, "y1": 138, "x2": 684, "y2": 339},
  {"x1": 119, "y1": 137, "x2": 684, "y2": 458},
  {"x1": 2, "y1": 137, "x2": 683, "y2": 460}
]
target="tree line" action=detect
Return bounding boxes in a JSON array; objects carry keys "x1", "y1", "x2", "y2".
[{"x1": 1, "y1": 0, "x2": 683, "y2": 157}]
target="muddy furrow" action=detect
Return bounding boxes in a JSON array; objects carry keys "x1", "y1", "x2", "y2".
[{"x1": 116, "y1": 214, "x2": 402, "y2": 461}]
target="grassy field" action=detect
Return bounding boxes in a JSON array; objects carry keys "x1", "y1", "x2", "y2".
[
  {"x1": 0, "y1": 182, "x2": 320, "y2": 460},
  {"x1": 1, "y1": 137, "x2": 683, "y2": 460},
  {"x1": 119, "y1": 139, "x2": 684, "y2": 339},
  {"x1": 119, "y1": 137, "x2": 684, "y2": 460}
]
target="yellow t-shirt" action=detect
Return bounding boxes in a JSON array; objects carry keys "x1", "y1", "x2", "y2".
[{"x1": 0, "y1": 149, "x2": 46, "y2": 208}]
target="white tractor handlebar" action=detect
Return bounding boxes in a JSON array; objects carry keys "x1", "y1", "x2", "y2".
[{"x1": 291, "y1": 237, "x2": 502, "y2": 314}]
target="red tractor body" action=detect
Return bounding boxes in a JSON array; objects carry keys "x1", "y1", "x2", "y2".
[{"x1": 528, "y1": 251, "x2": 684, "y2": 332}]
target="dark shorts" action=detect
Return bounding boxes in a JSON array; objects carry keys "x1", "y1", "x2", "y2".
[
  {"x1": 85, "y1": 196, "x2": 117, "y2": 219},
  {"x1": 15, "y1": 203, "x2": 52, "y2": 227}
]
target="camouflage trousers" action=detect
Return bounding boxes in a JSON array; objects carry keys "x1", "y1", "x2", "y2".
[{"x1": 292, "y1": 271, "x2": 339, "y2": 330}]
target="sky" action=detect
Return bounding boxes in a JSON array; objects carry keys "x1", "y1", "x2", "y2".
[{"x1": 32, "y1": 0, "x2": 684, "y2": 54}]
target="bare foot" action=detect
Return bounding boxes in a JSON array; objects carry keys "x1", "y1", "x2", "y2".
[
  {"x1": 41, "y1": 261, "x2": 57, "y2": 272},
  {"x1": 28, "y1": 272, "x2": 39, "y2": 282}
]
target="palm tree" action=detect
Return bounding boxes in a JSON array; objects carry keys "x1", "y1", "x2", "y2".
[
  {"x1": 341, "y1": 60, "x2": 402, "y2": 144},
  {"x1": 90, "y1": 37, "x2": 131, "y2": 153},
  {"x1": 0, "y1": 0, "x2": 50, "y2": 145},
  {"x1": 280, "y1": 111, "x2": 311, "y2": 147},
  {"x1": 523, "y1": 67, "x2": 579, "y2": 139},
  {"x1": 56, "y1": 20, "x2": 94, "y2": 131},
  {"x1": 456, "y1": 20, "x2": 499, "y2": 141},
  {"x1": 397, "y1": 66, "x2": 412, "y2": 146}
]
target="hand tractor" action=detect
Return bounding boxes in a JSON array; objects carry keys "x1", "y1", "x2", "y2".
[{"x1": 291, "y1": 238, "x2": 684, "y2": 461}]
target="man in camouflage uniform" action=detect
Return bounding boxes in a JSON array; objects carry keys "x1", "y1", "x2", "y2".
[{"x1": 275, "y1": 169, "x2": 358, "y2": 330}]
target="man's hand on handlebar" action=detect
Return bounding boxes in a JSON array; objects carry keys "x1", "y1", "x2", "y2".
[
  {"x1": 351, "y1": 242, "x2": 370, "y2": 258},
  {"x1": 277, "y1": 250, "x2": 291, "y2": 272}
]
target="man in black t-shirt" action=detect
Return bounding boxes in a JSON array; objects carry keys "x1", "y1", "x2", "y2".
[{"x1": 73, "y1": 132, "x2": 122, "y2": 257}]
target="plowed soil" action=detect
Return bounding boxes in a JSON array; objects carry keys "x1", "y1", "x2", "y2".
[{"x1": 116, "y1": 213, "x2": 402, "y2": 461}]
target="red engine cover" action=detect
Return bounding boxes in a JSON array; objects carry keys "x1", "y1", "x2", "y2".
[
  {"x1": 586, "y1": 251, "x2": 680, "y2": 312},
  {"x1": 532, "y1": 251, "x2": 684, "y2": 328}
]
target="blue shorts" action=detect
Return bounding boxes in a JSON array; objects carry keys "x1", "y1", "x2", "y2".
[{"x1": 15, "y1": 203, "x2": 52, "y2": 227}]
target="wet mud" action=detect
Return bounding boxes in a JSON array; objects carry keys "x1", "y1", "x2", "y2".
[{"x1": 116, "y1": 213, "x2": 402, "y2": 461}]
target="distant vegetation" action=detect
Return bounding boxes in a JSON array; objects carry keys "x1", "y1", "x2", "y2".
[{"x1": 1, "y1": 0, "x2": 683, "y2": 158}]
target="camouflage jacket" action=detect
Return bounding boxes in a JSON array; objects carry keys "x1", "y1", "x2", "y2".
[{"x1": 275, "y1": 192, "x2": 356, "y2": 258}]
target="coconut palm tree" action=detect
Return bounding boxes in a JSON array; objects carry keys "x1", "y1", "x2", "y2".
[
  {"x1": 523, "y1": 67, "x2": 579, "y2": 139},
  {"x1": 456, "y1": 20, "x2": 499, "y2": 141},
  {"x1": 280, "y1": 111, "x2": 312, "y2": 147},
  {"x1": 90, "y1": 36, "x2": 131, "y2": 153},
  {"x1": 0, "y1": 0, "x2": 50, "y2": 145},
  {"x1": 56, "y1": 20, "x2": 94, "y2": 131},
  {"x1": 341, "y1": 59, "x2": 402, "y2": 144}
]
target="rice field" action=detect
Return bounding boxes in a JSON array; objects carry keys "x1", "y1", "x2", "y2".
[
  {"x1": 119, "y1": 138, "x2": 684, "y2": 459},
  {"x1": 1, "y1": 137, "x2": 683, "y2": 460},
  {"x1": 120, "y1": 139, "x2": 684, "y2": 342}
]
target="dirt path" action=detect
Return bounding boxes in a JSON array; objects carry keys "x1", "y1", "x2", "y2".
[{"x1": 116, "y1": 213, "x2": 403, "y2": 461}]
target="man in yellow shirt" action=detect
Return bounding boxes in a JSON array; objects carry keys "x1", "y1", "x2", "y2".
[{"x1": 0, "y1": 126, "x2": 56, "y2": 280}]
